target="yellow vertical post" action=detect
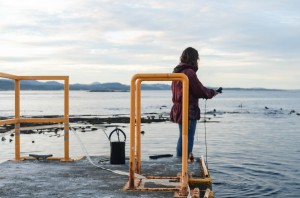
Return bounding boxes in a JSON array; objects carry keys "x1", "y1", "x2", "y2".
[
  {"x1": 181, "y1": 76, "x2": 189, "y2": 195},
  {"x1": 135, "y1": 79, "x2": 142, "y2": 174},
  {"x1": 14, "y1": 79, "x2": 21, "y2": 160},
  {"x1": 63, "y1": 77, "x2": 70, "y2": 161},
  {"x1": 129, "y1": 75, "x2": 137, "y2": 189}
]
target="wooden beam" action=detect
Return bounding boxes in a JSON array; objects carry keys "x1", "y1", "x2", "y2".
[
  {"x1": 0, "y1": 72, "x2": 18, "y2": 79},
  {"x1": 0, "y1": 119, "x2": 17, "y2": 125},
  {"x1": 15, "y1": 79, "x2": 21, "y2": 160},
  {"x1": 63, "y1": 77, "x2": 70, "y2": 161},
  {"x1": 20, "y1": 118, "x2": 65, "y2": 123},
  {"x1": 188, "y1": 177, "x2": 212, "y2": 185},
  {"x1": 17, "y1": 76, "x2": 68, "y2": 81}
]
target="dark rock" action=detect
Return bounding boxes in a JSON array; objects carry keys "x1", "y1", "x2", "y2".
[{"x1": 22, "y1": 130, "x2": 35, "y2": 134}]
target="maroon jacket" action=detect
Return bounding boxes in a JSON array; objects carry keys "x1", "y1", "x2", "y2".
[{"x1": 170, "y1": 63, "x2": 215, "y2": 123}]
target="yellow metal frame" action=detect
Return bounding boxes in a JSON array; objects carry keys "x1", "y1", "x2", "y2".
[
  {"x1": 0, "y1": 72, "x2": 71, "y2": 162},
  {"x1": 127, "y1": 73, "x2": 190, "y2": 195}
]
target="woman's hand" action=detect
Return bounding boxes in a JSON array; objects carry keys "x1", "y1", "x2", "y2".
[{"x1": 213, "y1": 90, "x2": 219, "y2": 96}]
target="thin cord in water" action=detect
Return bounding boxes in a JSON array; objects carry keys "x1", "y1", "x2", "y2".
[
  {"x1": 204, "y1": 99, "x2": 209, "y2": 169},
  {"x1": 196, "y1": 121, "x2": 199, "y2": 142},
  {"x1": 98, "y1": 125, "x2": 110, "y2": 141}
]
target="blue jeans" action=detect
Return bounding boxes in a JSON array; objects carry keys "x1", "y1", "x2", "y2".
[{"x1": 177, "y1": 120, "x2": 197, "y2": 157}]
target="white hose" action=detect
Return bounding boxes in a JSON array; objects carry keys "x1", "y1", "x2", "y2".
[
  {"x1": 71, "y1": 128, "x2": 145, "y2": 178},
  {"x1": 71, "y1": 129, "x2": 132, "y2": 175},
  {"x1": 71, "y1": 128, "x2": 190, "y2": 188}
]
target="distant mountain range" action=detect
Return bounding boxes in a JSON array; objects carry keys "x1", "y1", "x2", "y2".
[
  {"x1": 0, "y1": 79, "x2": 287, "y2": 91},
  {"x1": 0, "y1": 79, "x2": 170, "y2": 91}
]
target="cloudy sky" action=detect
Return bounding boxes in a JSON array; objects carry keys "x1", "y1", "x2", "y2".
[{"x1": 0, "y1": 0, "x2": 299, "y2": 89}]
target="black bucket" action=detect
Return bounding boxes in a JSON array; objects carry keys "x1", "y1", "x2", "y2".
[{"x1": 109, "y1": 128, "x2": 126, "y2": 164}]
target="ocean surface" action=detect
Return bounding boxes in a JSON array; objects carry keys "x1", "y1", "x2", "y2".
[{"x1": 1, "y1": 90, "x2": 300, "y2": 197}]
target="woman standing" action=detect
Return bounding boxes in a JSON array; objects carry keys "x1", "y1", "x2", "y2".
[{"x1": 170, "y1": 47, "x2": 218, "y2": 159}]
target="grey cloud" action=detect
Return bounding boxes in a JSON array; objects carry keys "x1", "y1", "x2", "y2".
[{"x1": 1, "y1": 0, "x2": 300, "y2": 88}]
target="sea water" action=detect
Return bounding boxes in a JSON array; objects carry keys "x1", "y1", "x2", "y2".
[{"x1": 1, "y1": 90, "x2": 300, "y2": 197}]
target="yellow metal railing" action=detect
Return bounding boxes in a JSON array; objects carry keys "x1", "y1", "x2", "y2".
[
  {"x1": 0, "y1": 72, "x2": 71, "y2": 162},
  {"x1": 127, "y1": 73, "x2": 189, "y2": 195}
]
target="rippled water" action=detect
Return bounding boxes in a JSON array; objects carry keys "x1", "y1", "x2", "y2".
[{"x1": 1, "y1": 90, "x2": 300, "y2": 197}]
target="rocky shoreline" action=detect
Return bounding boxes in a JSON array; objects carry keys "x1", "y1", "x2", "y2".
[
  {"x1": 0, "y1": 113, "x2": 169, "y2": 134},
  {"x1": 1, "y1": 106, "x2": 298, "y2": 134}
]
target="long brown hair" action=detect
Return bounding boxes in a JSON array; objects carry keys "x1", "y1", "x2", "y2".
[{"x1": 180, "y1": 47, "x2": 199, "y2": 67}]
